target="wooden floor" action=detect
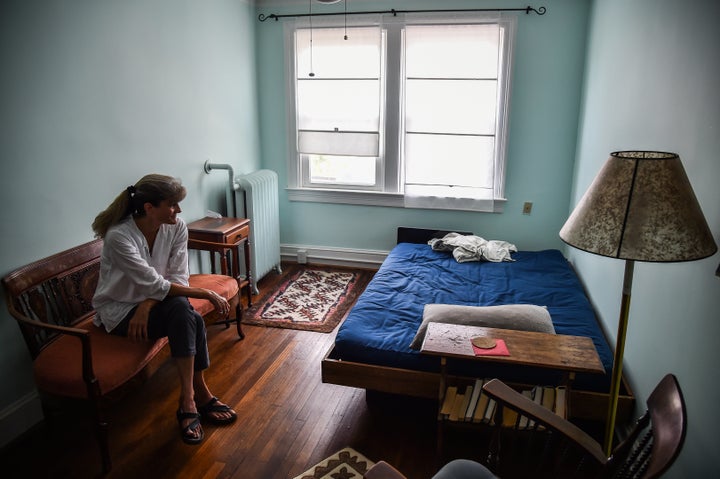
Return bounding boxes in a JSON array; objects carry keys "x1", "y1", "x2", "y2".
[{"x1": 0, "y1": 264, "x2": 479, "y2": 479}]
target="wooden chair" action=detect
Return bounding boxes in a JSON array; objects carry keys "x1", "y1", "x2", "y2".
[
  {"x1": 481, "y1": 374, "x2": 687, "y2": 478},
  {"x1": 363, "y1": 374, "x2": 686, "y2": 479}
]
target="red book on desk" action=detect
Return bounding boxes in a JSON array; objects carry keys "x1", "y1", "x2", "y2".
[{"x1": 472, "y1": 339, "x2": 510, "y2": 356}]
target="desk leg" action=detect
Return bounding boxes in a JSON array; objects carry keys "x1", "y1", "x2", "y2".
[
  {"x1": 220, "y1": 250, "x2": 230, "y2": 276},
  {"x1": 244, "y1": 238, "x2": 253, "y2": 306},
  {"x1": 436, "y1": 357, "x2": 447, "y2": 468}
]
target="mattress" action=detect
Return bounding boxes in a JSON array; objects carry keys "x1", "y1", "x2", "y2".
[{"x1": 333, "y1": 242, "x2": 612, "y2": 392}]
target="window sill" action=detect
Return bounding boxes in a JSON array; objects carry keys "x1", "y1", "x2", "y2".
[
  {"x1": 286, "y1": 188, "x2": 505, "y2": 212},
  {"x1": 287, "y1": 188, "x2": 404, "y2": 207}
]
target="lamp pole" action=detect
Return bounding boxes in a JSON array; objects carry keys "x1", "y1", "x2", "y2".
[{"x1": 604, "y1": 259, "x2": 634, "y2": 454}]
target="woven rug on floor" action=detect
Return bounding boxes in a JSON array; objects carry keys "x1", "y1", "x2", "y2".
[
  {"x1": 293, "y1": 447, "x2": 375, "y2": 479},
  {"x1": 243, "y1": 264, "x2": 374, "y2": 333}
]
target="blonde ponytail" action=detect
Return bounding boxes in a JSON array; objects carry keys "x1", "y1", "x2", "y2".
[{"x1": 92, "y1": 174, "x2": 186, "y2": 238}]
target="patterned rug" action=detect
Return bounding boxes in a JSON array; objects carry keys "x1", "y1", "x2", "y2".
[
  {"x1": 243, "y1": 264, "x2": 374, "y2": 333},
  {"x1": 293, "y1": 447, "x2": 375, "y2": 479}
]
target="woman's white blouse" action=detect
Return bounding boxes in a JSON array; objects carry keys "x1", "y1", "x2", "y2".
[{"x1": 92, "y1": 216, "x2": 189, "y2": 332}]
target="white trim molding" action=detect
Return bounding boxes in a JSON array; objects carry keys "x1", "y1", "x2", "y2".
[{"x1": 0, "y1": 390, "x2": 43, "y2": 448}]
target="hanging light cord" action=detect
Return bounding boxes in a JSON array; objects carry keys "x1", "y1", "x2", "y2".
[{"x1": 308, "y1": 0, "x2": 315, "y2": 77}]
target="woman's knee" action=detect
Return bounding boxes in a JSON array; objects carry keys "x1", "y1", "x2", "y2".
[
  {"x1": 163, "y1": 296, "x2": 193, "y2": 315},
  {"x1": 166, "y1": 298, "x2": 204, "y2": 326},
  {"x1": 149, "y1": 296, "x2": 203, "y2": 339}
]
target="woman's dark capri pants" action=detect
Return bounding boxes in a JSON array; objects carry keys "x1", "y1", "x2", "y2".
[{"x1": 111, "y1": 296, "x2": 210, "y2": 370}]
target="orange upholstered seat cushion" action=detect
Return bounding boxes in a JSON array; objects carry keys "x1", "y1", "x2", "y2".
[
  {"x1": 188, "y1": 274, "x2": 240, "y2": 317},
  {"x1": 33, "y1": 318, "x2": 168, "y2": 398}
]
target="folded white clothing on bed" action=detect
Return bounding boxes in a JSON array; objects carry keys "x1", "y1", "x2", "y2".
[{"x1": 428, "y1": 232, "x2": 517, "y2": 262}]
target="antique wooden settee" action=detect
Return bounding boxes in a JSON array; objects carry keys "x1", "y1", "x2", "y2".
[{"x1": 2, "y1": 238, "x2": 243, "y2": 472}]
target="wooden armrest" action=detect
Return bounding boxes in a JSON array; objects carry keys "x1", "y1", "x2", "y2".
[
  {"x1": 482, "y1": 379, "x2": 607, "y2": 464},
  {"x1": 9, "y1": 305, "x2": 92, "y2": 339},
  {"x1": 7, "y1": 303, "x2": 101, "y2": 381},
  {"x1": 364, "y1": 461, "x2": 407, "y2": 479}
]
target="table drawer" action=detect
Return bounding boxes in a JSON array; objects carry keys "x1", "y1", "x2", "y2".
[{"x1": 227, "y1": 225, "x2": 249, "y2": 244}]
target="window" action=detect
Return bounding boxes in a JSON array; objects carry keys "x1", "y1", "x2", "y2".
[{"x1": 285, "y1": 13, "x2": 516, "y2": 212}]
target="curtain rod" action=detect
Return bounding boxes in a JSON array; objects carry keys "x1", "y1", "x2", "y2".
[{"x1": 258, "y1": 6, "x2": 546, "y2": 22}]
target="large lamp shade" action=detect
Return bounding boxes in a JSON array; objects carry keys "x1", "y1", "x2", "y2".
[{"x1": 560, "y1": 151, "x2": 716, "y2": 261}]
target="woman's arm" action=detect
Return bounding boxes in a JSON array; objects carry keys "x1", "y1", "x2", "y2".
[
  {"x1": 128, "y1": 284, "x2": 229, "y2": 341},
  {"x1": 164, "y1": 219, "x2": 190, "y2": 285},
  {"x1": 167, "y1": 283, "x2": 230, "y2": 316}
]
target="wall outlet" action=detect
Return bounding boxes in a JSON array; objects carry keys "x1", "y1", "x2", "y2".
[
  {"x1": 297, "y1": 249, "x2": 308, "y2": 264},
  {"x1": 522, "y1": 202, "x2": 533, "y2": 215}
]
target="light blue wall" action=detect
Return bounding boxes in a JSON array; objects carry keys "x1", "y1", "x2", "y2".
[
  {"x1": 0, "y1": 0, "x2": 258, "y2": 445},
  {"x1": 570, "y1": 0, "x2": 720, "y2": 476},
  {"x1": 255, "y1": 0, "x2": 591, "y2": 252}
]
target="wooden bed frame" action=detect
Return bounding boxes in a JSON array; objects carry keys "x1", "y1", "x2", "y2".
[{"x1": 320, "y1": 227, "x2": 635, "y2": 424}]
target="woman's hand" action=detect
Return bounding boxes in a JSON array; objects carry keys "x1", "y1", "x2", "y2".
[
  {"x1": 207, "y1": 289, "x2": 230, "y2": 317},
  {"x1": 128, "y1": 301, "x2": 154, "y2": 341}
]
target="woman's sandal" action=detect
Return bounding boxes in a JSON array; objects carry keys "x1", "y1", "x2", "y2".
[
  {"x1": 197, "y1": 397, "x2": 237, "y2": 425},
  {"x1": 176, "y1": 410, "x2": 204, "y2": 445}
]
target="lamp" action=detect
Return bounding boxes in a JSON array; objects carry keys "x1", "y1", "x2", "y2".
[{"x1": 559, "y1": 150, "x2": 717, "y2": 454}]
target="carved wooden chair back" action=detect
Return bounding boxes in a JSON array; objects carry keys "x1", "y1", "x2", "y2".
[{"x1": 481, "y1": 374, "x2": 686, "y2": 479}]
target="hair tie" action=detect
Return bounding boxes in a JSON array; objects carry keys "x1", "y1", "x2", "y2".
[{"x1": 127, "y1": 185, "x2": 136, "y2": 197}]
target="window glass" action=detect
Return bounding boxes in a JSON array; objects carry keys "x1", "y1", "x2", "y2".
[
  {"x1": 297, "y1": 80, "x2": 380, "y2": 132},
  {"x1": 405, "y1": 24, "x2": 500, "y2": 79},
  {"x1": 296, "y1": 27, "x2": 381, "y2": 78},
  {"x1": 308, "y1": 155, "x2": 377, "y2": 186},
  {"x1": 405, "y1": 134, "x2": 495, "y2": 188},
  {"x1": 405, "y1": 80, "x2": 497, "y2": 135}
]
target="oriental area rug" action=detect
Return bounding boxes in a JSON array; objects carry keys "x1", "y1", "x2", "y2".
[
  {"x1": 293, "y1": 447, "x2": 375, "y2": 479},
  {"x1": 243, "y1": 264, "x2": 374, "y2": 333}
]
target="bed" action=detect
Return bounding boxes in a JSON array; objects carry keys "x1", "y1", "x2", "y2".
[{"x1": 322, "y1": 228, "x2": 634, "y2": 422}]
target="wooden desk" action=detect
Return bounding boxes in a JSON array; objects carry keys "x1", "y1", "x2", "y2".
[
  {"x1": 187, "y1": 217, "x2": 252, "y2": 307},
  {"x1": 421, "y1": 322, "x2": 605, "y2": 457},
  {"x1": 421, "y1": 322, "x2": 604, "y2": 375}
]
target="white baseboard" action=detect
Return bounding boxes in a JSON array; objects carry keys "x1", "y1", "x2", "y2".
[
  {"x1": 0, "y1": 390, "x2": 43, "y2": 448},
  {"x1": 281, "y1": 244, "x2": 389, "y2": 269}
]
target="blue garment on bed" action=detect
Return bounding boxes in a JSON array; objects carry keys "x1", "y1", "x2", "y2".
[{"x1": 334, "y1": 243, "x2": 612, "y2": 392}]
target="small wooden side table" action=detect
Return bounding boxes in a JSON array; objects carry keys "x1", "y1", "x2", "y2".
[{"x1": 186, "y1": 217, "x2": 252, "y2": 307}]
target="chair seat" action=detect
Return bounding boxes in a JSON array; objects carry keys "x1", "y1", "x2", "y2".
[
  {"x1": 188, "y1": 274, "x2": 240, "y2": 317},
  {"x1": 33, "y1": 318, "x2": 167, "y2": 398}
]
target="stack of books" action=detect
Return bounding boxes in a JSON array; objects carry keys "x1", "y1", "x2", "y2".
[{"x1": 439, "y1": 379, "x2": 567, "y2": 428}]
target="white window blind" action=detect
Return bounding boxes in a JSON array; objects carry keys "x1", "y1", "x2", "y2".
[
  {"x1": 295, "y1": 26, "x2": 382, "y2": 158},
  {"x1": 403, "y1": 20, "x2": 510, "y2": 211}
]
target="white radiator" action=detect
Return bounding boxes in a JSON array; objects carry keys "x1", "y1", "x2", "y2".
[{"x1": 235, "y1": 169, "x2": 282, "y2": 293}]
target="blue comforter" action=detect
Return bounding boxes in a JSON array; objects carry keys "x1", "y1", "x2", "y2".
[{"x1": 334, "y1": 243, "x2": 611, "y2": 392}]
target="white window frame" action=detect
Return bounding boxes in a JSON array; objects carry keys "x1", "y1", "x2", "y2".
[{"x1": 284, "y1": 13, "x2": 516, "y2": 212}]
